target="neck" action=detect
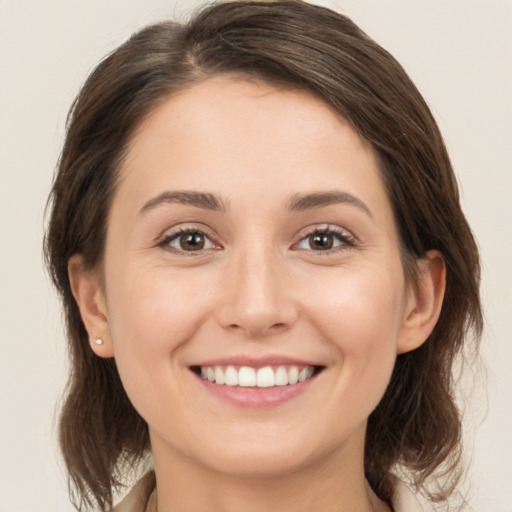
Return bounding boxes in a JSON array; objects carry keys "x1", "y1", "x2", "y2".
[{"x1": 149, "y1": 429, "x2": 390, "y2": 512}]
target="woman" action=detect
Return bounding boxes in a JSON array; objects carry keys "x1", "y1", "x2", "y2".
[{"x1": 44, "y1": 1, "x2": 482, "y2": 511}]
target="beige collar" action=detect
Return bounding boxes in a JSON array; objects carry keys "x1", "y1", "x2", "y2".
[{"x1": 115, "y1": 471, "x2": 432, "y2": 512}]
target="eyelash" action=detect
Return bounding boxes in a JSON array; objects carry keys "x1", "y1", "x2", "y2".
[
  {"x1": 293, "y1": 225, "x2": 356, "y2": 254},
  {"x1": 157, "y1": 224, "x2": 356, "y2": 255},
  {"x1": 157, "y1": 225, "x2": 220, "y2": 256}
]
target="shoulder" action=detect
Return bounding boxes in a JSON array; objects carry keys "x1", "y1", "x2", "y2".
[
  {"x1": 391, "y1": 480, "x2": 435, "y2": 512},
  {"x1": 113, "y1": 471, "x2": 156, "y2": 512}
]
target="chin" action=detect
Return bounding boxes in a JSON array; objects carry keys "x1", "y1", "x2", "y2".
[
  {"x1": 185, "y1": 427, "x2": 337, "y2": 479},
  {"x1": 203, "y1": 448, "x2": 313, "y2": 479}
]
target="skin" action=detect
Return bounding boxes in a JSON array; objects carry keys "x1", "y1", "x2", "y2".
[{"x1": 70, "y1": 77, "x2": 445, "y2": 512}]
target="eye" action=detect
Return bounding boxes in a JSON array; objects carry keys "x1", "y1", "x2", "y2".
[
  {"x1": 159, "y1": 228, "x2": 218, "y2": 253},
  {"x1": 294, "y1": 226, "x2": 355, "y2": 252}
]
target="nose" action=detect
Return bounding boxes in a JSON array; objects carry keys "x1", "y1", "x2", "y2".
[{"x1": 215, "y1": 247, "x2": 298, "y2": 338}]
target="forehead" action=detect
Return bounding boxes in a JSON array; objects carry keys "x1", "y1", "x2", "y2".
[
  {"x1": 132, "y1": 77, "x2": 364, "y2": 150},
  {"x1": 125, "y1": 78, "x2": 375, "y2": 177},
  {"x1": 115, "y1": 77, "x2": 393, "y2": 225}
]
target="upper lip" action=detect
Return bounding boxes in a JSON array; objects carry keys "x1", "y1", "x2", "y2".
[{"x1": 191, "y1": 355, "x2": 323, "y2": 368}]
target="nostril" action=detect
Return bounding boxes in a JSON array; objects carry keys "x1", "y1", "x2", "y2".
[
  {"x1": 226, "y1": 322, "x2": 287, "y2": 334},
  {"x1": 268, "y1": 322, "x2": 292, "y2": 334}
]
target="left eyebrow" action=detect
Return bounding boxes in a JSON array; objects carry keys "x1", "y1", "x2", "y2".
[
  {"x1": 287, "y1": 190, "x2": 373, "y2": 218},
  {"x1": 137, "y1": 190, "x2": 228, "y2": 216}
]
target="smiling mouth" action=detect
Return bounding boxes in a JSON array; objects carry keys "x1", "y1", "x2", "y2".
[{"x1": 190, "y1": 365, "x2": 324, "y2": 388}]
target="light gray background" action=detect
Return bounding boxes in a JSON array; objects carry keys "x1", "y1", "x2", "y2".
[{"x1": 0, "y1": 1, "x2": 510, "y2": 510}]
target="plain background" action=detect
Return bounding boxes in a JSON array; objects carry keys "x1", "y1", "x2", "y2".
[{"x1": 0, "y1": 1, "x2": 510, "y2": 510}]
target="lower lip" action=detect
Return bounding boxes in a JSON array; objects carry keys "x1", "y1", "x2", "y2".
[{"x1": 193, "y1": 372, "x2": 318, "y2": 408}]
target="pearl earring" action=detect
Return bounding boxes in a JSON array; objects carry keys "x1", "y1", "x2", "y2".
[{"x1": 94, "y1": 338, "x2": 104, "y2": 346}]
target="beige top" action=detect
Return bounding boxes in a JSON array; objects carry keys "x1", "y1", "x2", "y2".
[{"x1": 114, "y1": 471, "x2": 434, "y2": 512}]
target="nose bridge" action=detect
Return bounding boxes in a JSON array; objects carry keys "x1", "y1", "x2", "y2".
[{"x1": 216, "y1": 238, "x2": 297, "y2": 337}]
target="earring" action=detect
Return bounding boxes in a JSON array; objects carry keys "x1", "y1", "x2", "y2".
[{"x1": 94, "y1": 338, "x2": 104, "y2": 346}]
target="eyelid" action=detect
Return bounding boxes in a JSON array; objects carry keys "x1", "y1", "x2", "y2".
[
  {"x1": 157, "y1": 223, "x2": 222, "y2": 254},
  {"x1": 155, "y1": 222, "x2": 356, "y2": 255},
  {"x1": 291, "y1": 224, "x2": 357, "y2": 252}
]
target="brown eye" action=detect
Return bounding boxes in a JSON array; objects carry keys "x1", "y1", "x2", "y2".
[
  {"x1": 308, "y1": 233, "x2": 334, "y2": 250},
  {"x1": 180, "y1": 232, "x2": 206, "y2": 251},
  {"x1": 295, "y1": 227, "x2": 354, "y2": 252},
  {"x1": 162, "y1": 229, "x2": 217, "y2": 253}
]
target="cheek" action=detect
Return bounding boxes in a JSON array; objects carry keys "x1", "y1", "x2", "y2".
[
  {"x1": 302, "y1": 263, "x2": 405, "y2": 397},
  {"x1": 107, "y1": 262, "x2": 214, "y2": 346},
  {"x1": 103, "y1": 263, "x2": 216, "y2": 408},
  {"x1": 308, "y1": 262, "x2": 404, "y2": 337}
]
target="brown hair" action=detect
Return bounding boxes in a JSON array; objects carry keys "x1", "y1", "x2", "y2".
[{"x1": 44, "y1": 1, "x2": 482, "y2": 510}]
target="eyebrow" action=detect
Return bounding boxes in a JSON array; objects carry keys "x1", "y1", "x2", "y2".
[
  {"x1": 138, "y1": 189, "x2": 371, "y2": 218},
  {"x1": 287, "y1": 191, "x2": 372, "y2": 217},
  {"x1": 138, "y1": 190, "x2": 228, "y2": 216}
]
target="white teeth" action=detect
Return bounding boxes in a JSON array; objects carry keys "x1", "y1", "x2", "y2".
[
  {"x1": 256, "y1": 366, "x2": 275, "y2": 387},
  {"x1": 298, "y1": 367, "x2": 314, "y2": 382},
  {"x1": 214, "y1": 366, "x2": 225, "y2": 385},
  {"x1": 239, "y1": 366, "x2": 256, "y2": 387},
  {"x1": 275, "y1": 366, "x2": 288, "y2": 386},
  {"x1": 224, "y1": 366, "x2": 238, "y2": 386},
  {"x1": 198, "y1": 364, "x2": 317, "y2": 387},
  {"x1": 288, "y1": 366, "x2": 299, "y2": 385}
]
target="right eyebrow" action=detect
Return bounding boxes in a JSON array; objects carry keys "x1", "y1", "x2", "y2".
[
  {"x1": 287, "y1": 190, "x2": 372, "y2": 218},
  {"x1": 137, "y1": 190, "x2": 228, "y2": 216}
]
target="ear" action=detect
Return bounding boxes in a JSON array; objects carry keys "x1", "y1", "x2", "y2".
[
  {"x1": 68, "y1": 254, "x2": 114, "y2": 358},
  {"x1": 397, "y1": 250, "x2": 446, "y2": 355}
]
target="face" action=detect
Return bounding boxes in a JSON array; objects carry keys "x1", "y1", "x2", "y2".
[{"x1": 94, "y1": 77, "x2": 417, "y2": 477}]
